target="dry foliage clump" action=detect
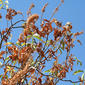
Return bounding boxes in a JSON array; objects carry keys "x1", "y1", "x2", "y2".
[{"x1": 0, "y1": 0, "x2": 84, "y2": 85}]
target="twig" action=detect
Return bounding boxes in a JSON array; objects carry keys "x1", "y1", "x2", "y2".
[
  {"x1": 36, "y1": 68, "x2": 57, "y2": 78},
  {"x1": 36, "y1": 69, "x2": 83, "y2": 84},
  {"x1": 43, "y1": 35, "x2": 48, "y2": 51},
  {"x1": 0, "y1": 20, "x2": 25, "y2": 49},
  {"x1": 60, "y1": 79, "x2": 82, "y2": 83},
  {"x1": 6, "y1": 64, "x2": 20, "y2": 69},
  {"x1": 12, "y1": 26, "x2": 23, "y2": 29}
]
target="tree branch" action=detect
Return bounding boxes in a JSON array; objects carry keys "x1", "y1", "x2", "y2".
[
  {"x1": 0, "y1": 20, "x2": 25, "y2": 49},
  {"x1": 36, "y1": 69, "x2": 83, "y2": 84}
]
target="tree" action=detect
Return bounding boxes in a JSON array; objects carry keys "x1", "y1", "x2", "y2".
[{"x1": 0, "y1": 0, "x2": 84, "y2": 85}]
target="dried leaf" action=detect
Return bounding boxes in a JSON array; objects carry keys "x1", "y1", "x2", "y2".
[
  {"x1": 77, "y1": 40, "x2": 82, "y2": 45},
  {"x1": 42, "y1": 3, "x2": 48, "y2": 12},
  {"x1": 26, "y1": 14, "x2": 39, "y2": 25},
  {"x1": 29, "y1": 67, "x2": 35, "y2": 75},
  {"x1": 61, "y1": 0, "x2": 64, "y2": 4},
  {"x1": 0, "y1": 51, "x2": 6, "y2": 58}
]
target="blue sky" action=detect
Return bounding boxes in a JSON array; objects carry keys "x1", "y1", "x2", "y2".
[{"x1": 0, "y1": 0, "x2": 85, "y2": 85}]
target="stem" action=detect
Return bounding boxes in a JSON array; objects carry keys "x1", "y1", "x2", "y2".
[
  {"x1": 43, "y1": 35, "x2": 48, "y2": 51},
  {"x1": 0, "y1": 20, "x2": 25, "y2": 49}
]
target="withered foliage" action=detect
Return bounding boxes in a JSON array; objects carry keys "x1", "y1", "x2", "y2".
[
  {"x1": 42, "y1": 3, "x2": 48, "y2": 13},
  {"x1": 0, "y1": 1, "x2": 84, "y2": 85}
]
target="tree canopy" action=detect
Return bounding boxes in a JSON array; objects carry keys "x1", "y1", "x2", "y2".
[{"x1": 0, "y1": 0, "x2": 85, "y2": 85}]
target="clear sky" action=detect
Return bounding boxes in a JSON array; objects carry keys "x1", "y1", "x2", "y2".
[{"x1": 0, "y1": 0, "x2": 85, "y2": 85}]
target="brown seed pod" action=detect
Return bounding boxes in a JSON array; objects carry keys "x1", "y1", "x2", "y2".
[{"x1": 26, "y1": 14, "x2": 39, "y2": 25}]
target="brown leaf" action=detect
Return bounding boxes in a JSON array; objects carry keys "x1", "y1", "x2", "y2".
[
  {"x1": 61, "y1": 0, "x2": 64, "y2": 4},
  {"x1": 0, "y1": 51, "x2": 6, "y2": 58},
  {"x1": 26, "y1": 14, "x2": 39, "y2": 25},
  {"x1": 29, "y1": 67, "x2": 35, "y2": 75},
  {"x1": 42, "y1": 3, "x2": 48, "y2": 12},
  {"x1": 77, "y1": 40, "x2": 82, "y2": 45},
  {"x1": 0, "y1": 13, "x2": 2, "y2": 19}
]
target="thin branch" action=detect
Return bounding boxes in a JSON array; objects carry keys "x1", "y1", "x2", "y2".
[
  {"x1": 43, "y1": 35, "x2": 48, "y2": 51},
  {"x1": 6, "y1": 64, "x2": 20, "y2": 69},
  {"x1": 40, "y1": 12, "x2": 44, "y2": 24},
  {"x1": 24, "y1": 77, "x2": 28, "y2": 85},
  {"x1": 36, "y1": 68, "x2": 57, "y2": 79},
  {"x1": 12, "y1": 26, "x2": 24, "y2": 29},
  {"x1": 36, "y1": 69, "x2": 83, "y2": 84},
  {"x1": 0, "y1": 20, "x2": 25, "y2": 49},
  {"x1": 60, "y1": 79, "x2": 82, "y2": 83},
  {"x1": 0, "y1": 59, "x2": 11, "y2": 68}
]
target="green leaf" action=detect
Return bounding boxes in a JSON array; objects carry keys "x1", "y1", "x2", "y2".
[
  {"x1": 0, "y1": 1, "x2": 3, "y2": 4},
  {"x1": 72, "y1": 83, "x2": 77, "y2": 85},
  {"x1": 55, "y1": 72, "x2": 58, "y2": 75},
  {"x1": 13, "y1": 60, "x2": 17, "y2": 65},
  {"x1": 21, "y1": 42, "x2": 26, "y2": 46},
  {"x1": 21, "y1": 42, "x2": 31, "y2": 47},
  {"x1": 7, "y1": 66, "x2": 11, "y2": 71},
  {"x1": 16, "y1": 41, "x2": 21, "y2": 46},
  {"x1": 46, "y1": 40, "x2": 50, "y2": 46},
  {"x1": 74, "y1": 57, "x2": 82, "y2": 66},
  {"x1": 0, "y1": 74, "x2": 2, "y2": 78},
  {"x1": 73, "y1": 70, "x2": 83, "y2": 75},
  {"x1": 77, "y1": 60, "x2": 82, "y2": 66},
  {"x1": 33, "y1": 34, "x2": 45, "y2": 43},
  {"x1": 60, "y1": 39, "x2": 65, "y2": 50},
  {"x1": 4, "y1": 42, "x2": 13, "y2": 45},
  {"x1": 5, "y1": 75, "x2": 8, "y2": 78},
  {"x1": 27, "y1": 35, "x2": 32, "y2": 39},
  {"x1": 80, "y1": 62, "x2": 82, "y2": 66},
  {"x1": 5, "y1": 57, "x2": 10, "y2": 61},
  {"x1": 44, "y1": 69, "x2": 51, "y2": 73},
  {"x1": 59, "y1": 48, "x2": 62, "y2": 55},
  {"x1": 31, "y1": 37, "x2": 34, "y2": 45},
  {"x1": 31, "y1": 61, "x2": 34, "y2": 65},
  {"x1": 5, "y1": 0, "x2": 8, "y2": 9},
  {"x1": 5, "y1": 0, "x2": 8, "y2": 4},
  {"x1": 81, "y1": 73, "x2": 85, "y2": 81},
  {"x1": 62, "y1": 42, "x2": 65, "y2": 50}
]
